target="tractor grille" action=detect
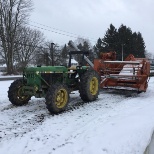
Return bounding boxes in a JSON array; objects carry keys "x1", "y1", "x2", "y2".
[{"x1": 25, "y1": 72, "x2": 35, "y2": 79}]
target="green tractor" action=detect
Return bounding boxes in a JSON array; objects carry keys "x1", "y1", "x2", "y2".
[{"x1": 8, "y1": 51, "x2": 100, "y2": 114}]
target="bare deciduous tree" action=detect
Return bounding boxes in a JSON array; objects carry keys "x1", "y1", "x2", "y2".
[
  {"x1": 14, "y1": 26, "x2": 44, "y2": 71},
  {"x1": 41, "y1": 42, "x2": 61, "y2": 66},
  {"x1": 0, "y1": 0, "x2": 33, "y2": 74}
]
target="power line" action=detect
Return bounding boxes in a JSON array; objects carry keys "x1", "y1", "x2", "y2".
[
  {"x1": 2, "y1": 20, "x2": 98, "y2": 44},
  {"x1": 27, "y1": 22, "x2": 97, "y2": 43},
  {"x1": 29, "y1": 21, "x2": 97, "y2": 41},
  {"x1": 30, "y1": 21, "x2": 83, "y2": 38},
  {"x1": 28, "y1": 24, "x2": 79, "y2": 39}
]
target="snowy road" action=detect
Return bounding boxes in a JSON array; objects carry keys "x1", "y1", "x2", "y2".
[{"x1": 0, "y1": 78, "x2": 154, "y2": 154}]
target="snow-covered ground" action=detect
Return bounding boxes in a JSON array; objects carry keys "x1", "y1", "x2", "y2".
[{"x1": 0, "y1": 78, "x2": 154, "y2": 154}]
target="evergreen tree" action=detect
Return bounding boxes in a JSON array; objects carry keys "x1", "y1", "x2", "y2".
[
  {"x1": 83, "y1": 41, "x2": 90, "y2": 51},
  {"x1": 77, "y1": 43, "x2": 83, "y2": 51},
  {"x1": 102, "y1": 24, "x2": 118, "y2": 51},
  {"x1": 77, "y1": 41, "x2": 90, "y2": 51},
  {"x1": 97, "y1": 24, "x2": 146, "y2": 60},
  {"x1": 76, "y1": 41, "x2": 91, "y2": 65},
  {"x1": 61, "y1": 44, "x2": 68, "y2": 66},
  {"x1": 133, "y1": 32, "x2": 145, "y2": 58},
  {"x1": 95, "y1": 38, "x2": 102, "y2": 52},
  {"x1": 117, "y1": 24, "x2": 133, "y2": 60}
]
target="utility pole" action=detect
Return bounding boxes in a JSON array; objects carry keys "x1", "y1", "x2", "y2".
[
  {"x1": 44, "y1": 53, "x2": 49, "y2": 66},
  {"x1": 122, "y1": 44, "x2": 124, "y2": 61},
  {"x1": 50, "y1": 43, "x2": 55, "y2": 66}
]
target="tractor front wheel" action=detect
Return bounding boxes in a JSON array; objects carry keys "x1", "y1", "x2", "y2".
[
  {"x1": 45, "y1": 84, "x2": 69, "y2": 114},
  {"x1": 8, "y1": 79, "x2": 31, "y2": 106},
  {"x1": 79, "y1": 70, "x2": 100, "y2": 102}
]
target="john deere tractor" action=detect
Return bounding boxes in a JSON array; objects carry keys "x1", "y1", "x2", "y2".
[{"x1": 8, "y1": 51, "x2": 100, "y2": 114}]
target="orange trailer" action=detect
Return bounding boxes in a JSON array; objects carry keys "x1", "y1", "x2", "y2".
[{"x1": 94, "y1": 52, "x2": 150, "y2": 92}]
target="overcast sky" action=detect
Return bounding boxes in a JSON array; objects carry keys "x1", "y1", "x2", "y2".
[{"x1": 30, "y1": 0, "x2": 154, "y2": 54}]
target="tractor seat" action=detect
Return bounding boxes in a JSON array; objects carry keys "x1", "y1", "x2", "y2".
[{"x1": 68, "y1": 65, "x2": 77, "y2": 70}]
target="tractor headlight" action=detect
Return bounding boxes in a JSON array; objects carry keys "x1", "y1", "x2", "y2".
[{"x1": 36, "y1": 71, "x2": 39, "y2": 74}]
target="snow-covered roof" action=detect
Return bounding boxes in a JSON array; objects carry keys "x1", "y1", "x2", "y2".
[
  {"x1": 71, "y1": 58, "x2": 78, "y2": 64},
  {"x1": 66, "y1": 58, "x2": 78, "y2": 64}
]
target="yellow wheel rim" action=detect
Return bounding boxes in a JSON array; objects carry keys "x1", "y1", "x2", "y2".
[
  {"x1": 90, "y1": 77, "x2": 98, "y2": 95},
  {"x1": 55, "y1": 89, "x2": 68, "y2": 108},
  {"x1": 17, "y1": 87, "x2": 29, "y2": 101}
]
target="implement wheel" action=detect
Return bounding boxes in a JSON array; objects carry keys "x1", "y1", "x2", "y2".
[
  {"x1": 79, "y1": 70, "x2": 100, "y2": 102},
  {"x1": 8, "y1": 79, "x2": 31, "y2": 106},
  {"x1": 45, "y1": 83, "x2": 69, "y2": 114}
]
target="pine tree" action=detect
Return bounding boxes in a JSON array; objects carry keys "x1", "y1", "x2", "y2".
[
  {"x1": 102, "y1": 24, "x2": 118, "y2": 51},
  {"x1": 61, "y1": 44, "x2": 69, "y2": 66},
  {"x1": 76, "y1": 41, "x2": 91, "y2": 65},
  {"x1": 117, "y1": 24, "x2": 133, "y2": 60},
  {"x1": 97, "y1": 24, "x2": 146, "y2": 60},
  {"x1": 83, "y1": 41, "x2": 90, "y2": 51},
  {"x1": 95, "y1": 38, "x2": 102, "y2": 51}
]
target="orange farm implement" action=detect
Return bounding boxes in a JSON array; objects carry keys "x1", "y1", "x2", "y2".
[{"x1": 94, "y1": 52, "x2": 150, "y2": 92}]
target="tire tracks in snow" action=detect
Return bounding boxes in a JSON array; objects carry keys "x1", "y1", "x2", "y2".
[
  {"x1": 46, "y1": 89, "x2": 139, "y2": 152},
  {"x1": 0, "y1": 88, "x2": 138, "y2": 144}
]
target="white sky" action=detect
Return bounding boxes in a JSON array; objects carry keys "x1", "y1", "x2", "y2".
[{"x1": 30, "y1": 0, "x2": 154, "y2": 54}]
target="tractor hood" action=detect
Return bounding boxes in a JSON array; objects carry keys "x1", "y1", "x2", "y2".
[{"x1": 24, "y1": 66, "x2": 68, "y2": 73}]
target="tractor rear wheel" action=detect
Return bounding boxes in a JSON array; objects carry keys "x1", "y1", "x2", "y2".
[
  {"x1": 8, "y1": 79, "x2": 31, "y2": 106},
  {"x1": 79, "y1": 70, "x2": 100, "y2": 102},
  {"x1": 45, "y1": 83, "x2": 69, "y2": 114}
]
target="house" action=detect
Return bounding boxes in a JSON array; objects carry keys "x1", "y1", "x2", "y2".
[
  {"x1": 0, "y1": 63, "x2": 6, "y2": 72},
  {"x1": 70, "y1": 58, "x2": 78, "y2": 66},
  {"x1": 66, "y1": 58, "x2": 78, "y2": 67}
]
